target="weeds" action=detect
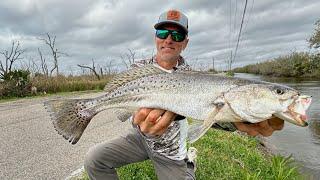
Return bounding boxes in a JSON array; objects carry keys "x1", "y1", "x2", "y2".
[{"x1": 0, "y1": 74, "x2": 113, "y2": 99}]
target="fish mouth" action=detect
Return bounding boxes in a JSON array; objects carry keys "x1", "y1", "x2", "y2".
[{"x1": 274, "y1": 95, "x2": 312, "y2": 127}]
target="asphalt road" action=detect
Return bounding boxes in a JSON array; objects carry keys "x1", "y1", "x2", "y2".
[{"x1": 0, "y1": 92, "x2": 131, "y2": 180}]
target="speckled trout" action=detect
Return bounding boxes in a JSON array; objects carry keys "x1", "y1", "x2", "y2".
[{"x1": 45, "y1": 64, "x2": 312, "y2": 144}]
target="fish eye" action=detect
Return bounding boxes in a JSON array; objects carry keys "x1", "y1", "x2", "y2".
[{"x1": 275, "y1": 88, "x2": 285, "y2": 95}]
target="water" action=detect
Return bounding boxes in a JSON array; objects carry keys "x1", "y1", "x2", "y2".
[{"x1": 234, "y1": 73, "x2": 320, "y2": 177}]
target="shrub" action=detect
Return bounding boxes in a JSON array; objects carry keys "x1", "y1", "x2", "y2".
[
  {"x1": 0, "y1": 69, "x2": 32, "y2": 98},
  {"x1": 234, "y1": 52, "x2": 319, "y2": 78}
]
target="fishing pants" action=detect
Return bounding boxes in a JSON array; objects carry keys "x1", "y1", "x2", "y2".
[{"x1": 84, "y1": 128, "x2": 196, "y2": 180}]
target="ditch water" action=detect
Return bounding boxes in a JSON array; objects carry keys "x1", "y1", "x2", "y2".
[{"x1": 235, "y1": 73, "x2": 320, "y2": 177}]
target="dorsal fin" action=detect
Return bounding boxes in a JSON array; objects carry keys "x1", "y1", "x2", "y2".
[{"x1": 104, "y1": 64, "x2": 165, "y2": 92}]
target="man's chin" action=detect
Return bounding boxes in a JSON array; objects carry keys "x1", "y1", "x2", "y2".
[{"x1": 159, "y1": 54, "x2": 179, "y2": 62}]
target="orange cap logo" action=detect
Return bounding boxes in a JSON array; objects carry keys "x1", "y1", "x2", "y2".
[{"x1": 167, "y1": 10, "x2": 180, "y2": 21}]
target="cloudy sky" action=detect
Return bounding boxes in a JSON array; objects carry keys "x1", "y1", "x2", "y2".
[{"x1": 0, "y1": 0, "x2": 319, "y2": 74}]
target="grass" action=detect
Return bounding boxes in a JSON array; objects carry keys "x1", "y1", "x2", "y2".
[
  {"x1": 0, "y1": 74, "x2": 112, "y2": 101},
  {"x1": 78, "y1": 129, "x2": 303, "y2": 180},
  {"x1": 31, "y1": 75, "x2": 112, "y2": 94},
  {"x1": 0, "y1": 89, "x2": 102, "y2": 103}
]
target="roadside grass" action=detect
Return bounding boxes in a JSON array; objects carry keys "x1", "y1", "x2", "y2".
[
  {"x1": 0, "y1": 74, "x2": 113, "y2": 100},
  {"x1": 32, "y1": 75, "x2": 112, "y2": 94},
  {"x1": 79, "y1": 129, "x2": 303, "y2": 180},
  {"x1": 0, "y1": 89, "x2": 102, "y2": 103},
  {"x1": 0, "y1": 74, "x2": 113, "y2": 102}
]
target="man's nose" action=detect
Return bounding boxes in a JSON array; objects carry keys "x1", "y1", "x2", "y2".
[{"x1": 164, "y1": 34, "x2": 173, "y2": 43}]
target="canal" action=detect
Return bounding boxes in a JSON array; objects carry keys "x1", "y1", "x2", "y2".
[{"x1": 235, "y1": 73, "x2": 320, "y2": 177}]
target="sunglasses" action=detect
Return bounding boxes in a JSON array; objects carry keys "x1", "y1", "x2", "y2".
[{"x1": 155, "y1": 29, "x2": 186, "y2": 42}]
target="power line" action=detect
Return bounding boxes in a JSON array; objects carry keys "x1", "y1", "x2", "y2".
[
  {"x1": 243, "y1": 0, "x2": 255, "y2": 32},
  {"x1": 233, "y1": 0, "x2": 238, "y2": 31},
  {"x1": 232, "y1": 0, "x2": 248, "y2": 65}
]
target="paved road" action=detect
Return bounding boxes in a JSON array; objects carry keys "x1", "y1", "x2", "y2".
[{"x1": 0, "y1": 93, "x2": 131, "y2": 180}]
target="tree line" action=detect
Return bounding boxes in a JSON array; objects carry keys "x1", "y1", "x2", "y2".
[{"x1": 0, "y1": 33, "x2": 139, "y2": 98}]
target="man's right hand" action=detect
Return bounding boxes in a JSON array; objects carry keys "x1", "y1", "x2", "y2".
[{"x1": 133, "y1": 108, "x2": 176, "y2": 136}]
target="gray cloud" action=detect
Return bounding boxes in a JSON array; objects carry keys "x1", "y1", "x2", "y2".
[{"x1": 0, "y1": 0, "x2": 319, "y2": 73}]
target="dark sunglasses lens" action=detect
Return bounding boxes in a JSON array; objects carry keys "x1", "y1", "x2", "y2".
[
  {"x1": 156, "y1": 30, "x2": 169, "y2": 39},
  {"x1": 171, "y1": 31, "x2": 185, "y2": 42}
]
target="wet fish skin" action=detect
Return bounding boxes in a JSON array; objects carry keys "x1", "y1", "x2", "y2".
[{"x1": 45, "y1": 65, "x2": 311, "y2": 144}]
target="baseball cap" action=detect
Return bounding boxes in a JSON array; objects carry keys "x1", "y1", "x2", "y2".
[{"x1": 154, "y1": 9, "x2": 188, "y2": 34}]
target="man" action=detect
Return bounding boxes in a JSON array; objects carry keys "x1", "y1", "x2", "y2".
[{"x1": 84, "y1": 9, "x2": 284, "y2": 180}]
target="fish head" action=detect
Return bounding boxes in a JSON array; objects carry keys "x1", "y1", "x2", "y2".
[{"x1": 223, "y1": 83, "x2": 311, "y2": 126}]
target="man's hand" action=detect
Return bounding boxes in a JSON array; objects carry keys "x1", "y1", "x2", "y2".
[
  {"x1": 234, "y1": 117, "x2": 284, "y2": 137},
  {"x1": 133, "y1": 108, "x2": 177, "y2": 136}
]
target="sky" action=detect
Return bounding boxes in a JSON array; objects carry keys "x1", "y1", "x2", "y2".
[{"x1": 0, "y1": 0, "x2": 319, "y2": 74}]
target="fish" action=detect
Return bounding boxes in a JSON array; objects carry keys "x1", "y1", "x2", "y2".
[{"x1": 44, "y1": 64, "x2": 312, "y2": 144}]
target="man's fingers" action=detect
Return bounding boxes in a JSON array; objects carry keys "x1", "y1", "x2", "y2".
[
  {"x1": 150, "y1": 111, "x2": 176, "y2": 135},
  {"x1": 138, "y1": 109, "x2": 165, "y2": 134},
  {"x1": 255, "y1": 121, "x2": 274, "y2": 137},
  {"x1": 133, "y1": 108, "x2": 152, "y2": 125},
  {"x1": 145, "y1": 109, "x2": 166, "y2": 125},
  {"x1": 234, "y1": 122, "x2": 251, "y2": 132},
  {"x1": 235, "y1": 122, "x2": 259, "y2": 137},
  {"x1": 268, "y1": 117, "x2": 284, "y2": 130}
]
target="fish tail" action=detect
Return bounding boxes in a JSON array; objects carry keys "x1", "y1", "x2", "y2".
[{"x1": 44, "y1": 98, "x2": 98, "y2": 144}]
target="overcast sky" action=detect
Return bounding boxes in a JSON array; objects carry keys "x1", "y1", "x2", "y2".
[{"x1": 0, "y1": 0, "x2": 319, "y2": 74}]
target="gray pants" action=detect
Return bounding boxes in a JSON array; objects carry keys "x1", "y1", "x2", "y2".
[{"x1": 84, "y1": 128, "x2": 195, "y2": 180}]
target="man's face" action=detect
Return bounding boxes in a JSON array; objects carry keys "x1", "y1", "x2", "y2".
[{"x1": 155, "y1": 24, "x2": 189, "y2": 63}]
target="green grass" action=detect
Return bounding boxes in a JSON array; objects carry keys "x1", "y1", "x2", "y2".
[
  {"x1": 0, "y1": 89, "x2": 102, "y2": 103},
  {"x1": 79, "y1": 129, "x2": 303, "y2": 180},
  {"x1": 0, "y1": 74, "x2": 113, "y2": 99}
]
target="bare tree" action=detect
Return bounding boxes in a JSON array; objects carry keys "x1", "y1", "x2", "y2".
[
  {"x1": 38, "y1": 48, "x2": 49, "y2": 77},
  {"x1": 77, "y1": 59, "x2": 101, "y2": 80},
  {"x1": 121, "y1": 49, "x2": 136, "y2": 69},
  {"x1": 105, "y1": 59, "x2": 114, "y2": 75},
  {"x1": 21, "y1": 57, "x2": 40, "y2": 75},
  {"x1": 38, "y1": 33, "x2": 68, "y2": 76},
  {"x1": 0, "y1": 40, "x2": 25, "y2": 79}
]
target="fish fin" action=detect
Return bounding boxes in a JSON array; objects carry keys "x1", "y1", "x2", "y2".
[
  {"x1": 113, "y1": 108, "x2": 133, "y2": 122},
  {"x1": 188, "y1": 102, "x2": 225, "y2": 143},
  {"x1": 44, "y1": 98, "x2": 99, "y2": 144},
  {"x1": 104, "y1": 64, "x2": 165, "y2": 92}
]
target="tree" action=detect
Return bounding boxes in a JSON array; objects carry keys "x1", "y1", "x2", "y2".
[
  {"x1": 0, "y1": 40, "x2": 25, "y2": 79},
  {"x1": 38, "y1": 48, "x2": 49, "y2": 77},
  {"x1": 77, "y1": 59, "x2": 101, "y2": 80},
  {"x1": 38, "y1": 33, "x2": 68, "y2": 76},
  {"x1": 121, "y1": 49, "x2": 136, "y2": 69},
  {"x1": 308, "y1": 19, "x2": 320, "y2": 49}
]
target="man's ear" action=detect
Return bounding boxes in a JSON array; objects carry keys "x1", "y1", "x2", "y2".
[{"x1": 183, "y1": 38, "x2": 189, "y2": 50}]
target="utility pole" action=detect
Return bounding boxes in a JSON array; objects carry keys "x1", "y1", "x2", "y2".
[
  {"x1": 229, "y1": 50, "x2": 233, "y2": 71},
  {"x1": 212, "y1": 57, "x2": 215, "y2": 71}
]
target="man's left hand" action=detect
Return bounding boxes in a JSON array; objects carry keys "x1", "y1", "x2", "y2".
[{"x1": 234, "y1": 117, "x2": 284, "y2": 137}]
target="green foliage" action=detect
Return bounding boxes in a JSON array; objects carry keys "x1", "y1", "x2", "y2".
[
  {"x1": 234, "y1": 52, "x2": 320, "y2": 78},
  {"x1": 269, "y1": 155, "x2": 300, "y2": 180},
  {"x1": 308, "y1": 19, "x2": 320, "y2": 49},
  {"x1": 80, "y1": 130, "x2": 301, "y2": 180},
  {"x1": 0, "y1": 73, "x2": 112, "y2": 99},
  {"x1": 32, "y1": 75, "x2": 111, "y2": 94},
  {"x1": 226, "y1": 71, "x2": 235, "y2": 77},
  {"x1": 0, "y1": 69, "x2": 32, "y2": 97}
]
